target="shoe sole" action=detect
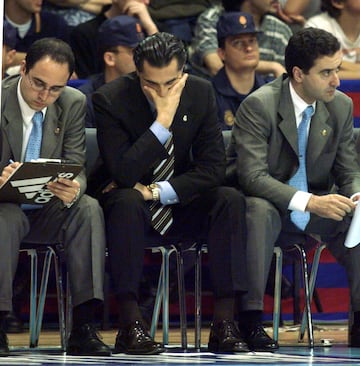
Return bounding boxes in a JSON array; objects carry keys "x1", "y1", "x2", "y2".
[
  {"x1": 208, "y1": 342, "x2": 250, "y2": 353},
  {"x1": 114, "y1": 346, "x2": 166, "y2": 355},
  {"x1": 67, "y1": 347, "x2": 112, "y2": 357}
]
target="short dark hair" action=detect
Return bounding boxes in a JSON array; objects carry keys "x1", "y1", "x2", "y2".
[
  {"x1": 321, "y1": 0, "x2": 342, "y2": 19},
  {"x1": 24, "y1": 38, "x2": 75, "y2": 78},
  {"x1": 222, "y1": 0, "x2": 244, "y2": 11},
  {"x1": 133, "y1": 32, "x2": 187, "y2": 72},
  {"x1": 285, "y1": 28, "x2": 340, "y2": 77}
]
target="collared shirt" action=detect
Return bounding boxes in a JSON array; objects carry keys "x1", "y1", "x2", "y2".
[
  {"x1": 212, "y1": 67, "x2": 265, "y2": 130},
  {"x1": 17, "y1": 78, "x2": 47, "y2": 162}
]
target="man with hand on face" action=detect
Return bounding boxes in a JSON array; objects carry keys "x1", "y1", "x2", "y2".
[
  {"x1": 88, "y1": 32, "x2": 249, "y2": 355},
  {"x1": 0, "y1": 37, "x2": 110, "y2": 357}
]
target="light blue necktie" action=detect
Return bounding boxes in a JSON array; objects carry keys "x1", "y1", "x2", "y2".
[
  {"x1": 288, "y1": 105, "x2": 314, "y2": 230},
  {"x1": 22, "y1": 111, "x2": 44, "y2": 210},
  {"x1": 25, "y1": 111, "x2": 43, "y2": 162}
]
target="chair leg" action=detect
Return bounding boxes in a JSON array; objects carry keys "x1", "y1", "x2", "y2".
[
  {"x1": 299, "y1": 243, "x2": 326, "y2": 342},
  {"x1": 30, "y1": 247, "x2": 54, "y2": 348},
  {"x1": 294, "y1": 244, "x2": 314, "y2": 348},
  {"x1": 27, "y1": 249, "x2": 38, "y2": 348},
  {"x1": 272, "y1": 247, "x2": 283, "y2": 343},
  {"x1": 176, "y1": 245, "x2": 188, "y2": 350},
  {"x1": 194, "y1": 243, "x2": 202, "y2": 350}
]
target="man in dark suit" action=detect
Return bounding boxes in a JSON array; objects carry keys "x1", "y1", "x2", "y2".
[
  {"x1": 227, "y1": 27, "x2": 360, "y2": 348},
  {"x1": 0, "y1": 38, "x2": 110, "y2": 356},
  {"x1": 89, "y1": 32, "x2": 248, "y2": 355}
]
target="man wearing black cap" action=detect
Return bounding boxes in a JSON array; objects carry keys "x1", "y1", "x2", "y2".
[
  {"x1": 2, "y1": 21, "x2": 17, "y2": 79},
  {"x1": 79, "y1": 15, "x2": 144, "y2": 127},
  {"x1": 212, "y1": 12, "x2": 265, "y2": 130}
]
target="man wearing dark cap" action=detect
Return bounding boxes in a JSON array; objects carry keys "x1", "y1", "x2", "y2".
[
  {"x1": 2, "y1": 21, "x2": 17, "y2": 79},
  {"x1": 212, "y1": 12, "x2": 265, "y2": 130},
  {"x1": 79, "y1": 15, "x2": 144, "y2": 127}
]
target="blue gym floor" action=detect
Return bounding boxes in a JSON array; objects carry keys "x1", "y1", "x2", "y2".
[{"x1": 2, "y1": 346, "x2": 360, "y2": 365}]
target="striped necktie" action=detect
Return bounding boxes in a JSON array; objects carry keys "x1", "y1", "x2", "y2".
[
  {"x1": 149, "y1": 135, "x2": 174, "y2": 235},
  {"x1": 288, "y1": 105, "x2": 314, "y2": 230}
]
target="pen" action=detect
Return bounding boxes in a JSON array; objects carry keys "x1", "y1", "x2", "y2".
[{"x1": 9, "y1": 159, "x2": 14, "y2": 164}]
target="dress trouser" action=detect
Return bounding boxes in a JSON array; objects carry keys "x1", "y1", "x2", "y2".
[
  {"x1": 100, "y1": 186, "x2": 248, "y2": 300},
  {"x1": 0, "y1": 194, "x2": 106, "y2": 311},
  {"x1": 243, "y1": 196, "x2": 360, "y2": 312}
]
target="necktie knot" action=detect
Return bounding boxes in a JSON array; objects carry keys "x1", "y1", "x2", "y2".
[
  {"x1": 301, "y1": 105, "x2": 314, "y2": 128},
  {"x1": 33, "y1": 111, "x2": 43, "y2": 126}
]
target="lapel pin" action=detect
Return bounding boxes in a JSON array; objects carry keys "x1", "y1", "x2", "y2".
[
  {"x1": 321, "y1": 129, "x2": 327, "y2": 136},
  {"x1": 182, "y1": 115, "x2": 188, "y2": 122},
  {"x1": 54, "y1": 127, "x2": 60, "y2": 135}
]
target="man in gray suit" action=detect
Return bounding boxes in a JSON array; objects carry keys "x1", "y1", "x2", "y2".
[
  {"x1": 0, "y1": 38, "x2": 110, "y2": 356},
  {"x1": 228, "y1": 27, "x2": 360, "y2": 348}
]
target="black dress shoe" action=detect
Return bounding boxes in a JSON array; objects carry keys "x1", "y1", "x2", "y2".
[
  {"x1": 243, "y1": 323, "x2": 279, "y2": 352},
  {"x1": 67, "y1": 323, "x2": 111, "y2": 356},
  {"x1": 350, "y1": 325, "x2": 360, "y2": 347},
  {"x1": 114, "y1": 320, "x2": 165, "y2": 355},
  {"x1": 2, "y1": 311, "x2": 23, "y2": 334},
  {"x1": 0, "y1": 329, "x2": 9, "y2": 357},
  {"x1": 208, "y1": 320, "x2": 250, "y2": 353}
]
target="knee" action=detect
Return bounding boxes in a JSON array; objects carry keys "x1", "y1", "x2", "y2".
[{"x1": 246, "y1": 196, "x2": 281, "y2": 231}]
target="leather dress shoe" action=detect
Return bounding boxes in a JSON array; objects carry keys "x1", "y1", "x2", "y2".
[
  {"x1": 0, "y1": 329, "x2": 9, "y2": 357},
  {"x1": 243, "y1": 323, "x2": 279, "y2": 352},
  {"x1": 2, "y1": 311, "x2": 23, "y2": 334},
  {"x1": 114, "y1": 320, "x2": 165, "y2": 355},
  {"x1": 208, "y1": 320, "x2": 249, "y2": 353},
  {"x1": 67, "y1": 323, "x2": 111, "y2": 356},
  {"x1": 350, "y1": 325, "x2": 360, "y2": 347}
]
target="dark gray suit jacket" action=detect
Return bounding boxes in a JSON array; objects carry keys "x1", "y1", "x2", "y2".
[
  {"x1": 227, "y1": 75, "x2": 360, "y2": 215},
  {"x1": 1, "y1": 75, "x2": 87, "y2": 195}
]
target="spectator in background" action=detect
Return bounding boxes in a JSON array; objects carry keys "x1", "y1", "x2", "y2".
[
  {"x1": 4, "y1": 0, "x2": 70, "y2": 70},
  {"x1": 212, "y1": 12, "x2": 265, "y2": 130},
  {"x1": 305, "y1": 0, "x2": 360, "y2": 79},
  {"x1": 70, "y1": 0, "x2": 158, "y2": 79},
  {"x1": 147, "y1": 0, "x2": 213, "y2": 45},
  {"x1": 43, "y1": 0, "x2": 112, "y2": 28},
  {"x1": 189, "y1": 0, "x2": 291, "y2": 80},
  {"x1": 276, "y1": 0, "x2": 321, "y2": 32},
  {"x1": 2, "y1": 21, "x2": 17, "y2": 79},
  {"x1": 79, "y1": 15, "x2": 144, "y2": 127}
]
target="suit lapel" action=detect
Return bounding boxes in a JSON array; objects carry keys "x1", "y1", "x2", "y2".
[
  {"x1": 278, "y1": 80, "x2": 298, "y2": 155},
  {"x1": 2, "y1": 83, "x2": 24, "y2": 161},
  {"x1": 307, "y1": 102, "x2": 332, "y2": 165},
  {"x1": 41, "y1": 103, "x2": 62, "y2": 158}
]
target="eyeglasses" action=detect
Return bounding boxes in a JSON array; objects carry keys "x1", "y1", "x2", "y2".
[
  {"x1": 26, "y1": 74, "x2": 65, "y2": 96},
  {"x1": 229, "y1": 37, "x2": 258, "y2": 51}
]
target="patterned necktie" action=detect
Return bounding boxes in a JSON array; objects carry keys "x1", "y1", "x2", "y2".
[
  {"x1": 149, "y1": 135, "x2": 174, "y2": 235},
  {"x1": 22, "y1": 111, "x2": 44, "y2": 210},
  {"x1": 288, "y1": 105, "x2": 314, "y2": 230},
  {"x1": 25, "y1": 111, "x2": 43, "y2": 162}
]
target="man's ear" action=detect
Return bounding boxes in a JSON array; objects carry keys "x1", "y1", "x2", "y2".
[
  {"x1": 331, "y1": 0, "x2": 345, "y2": 10},
  {"x1": 217, "y1": 47, "x2": 225, "y2": 62},
  {"x1": 103, "y1": 51, "x2": 116, "y2": 67},
  {"x1": 292, "y1": 66, "x2": 304, "y2": 83},
  {"x1": 19, "y1": 60, "x2": 26, "y2": 76}
]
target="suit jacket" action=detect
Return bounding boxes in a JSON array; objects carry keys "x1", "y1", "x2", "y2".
[
  {"x1": 1, "y1": 75, "x2": 87, "y2": 195},
  {"x1": 227, "y1": 74, "x2": 360, "y2": 214},
  {"x1": 88, "y1": 72, "x2": 225, "y2": 206}
]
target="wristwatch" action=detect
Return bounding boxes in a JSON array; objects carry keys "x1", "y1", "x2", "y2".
[{"x1": 147, "y1": 183, "x2": 160, "y2": 201}]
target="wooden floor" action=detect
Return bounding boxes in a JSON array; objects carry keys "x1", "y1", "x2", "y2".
[{"x1": 7, "y1": 322, "x2": 349, "y2": 349}]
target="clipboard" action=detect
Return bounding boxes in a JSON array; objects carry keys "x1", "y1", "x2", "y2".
[{"x1": 0, "y1": 161, "x2": 82, "y2": 205}]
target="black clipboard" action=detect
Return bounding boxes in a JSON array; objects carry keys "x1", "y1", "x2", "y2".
[{"x1": 0, "y1": 161, "x2": 82, "y2": 204}]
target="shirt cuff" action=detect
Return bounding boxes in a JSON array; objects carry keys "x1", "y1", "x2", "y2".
[
  {"x1": 157, "y1": 181, "x2": 179, "y2": 205},
  {"x1": 288, "y1": 191, "x2": 312, "y2": 212},
  {"x1": 150, "y1": 121, "x2": 171, "y2": 145}
]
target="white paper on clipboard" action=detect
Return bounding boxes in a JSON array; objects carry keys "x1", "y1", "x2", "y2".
[{"x1": 344, "y1": 203, "x2": 360, "y2": 248}]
